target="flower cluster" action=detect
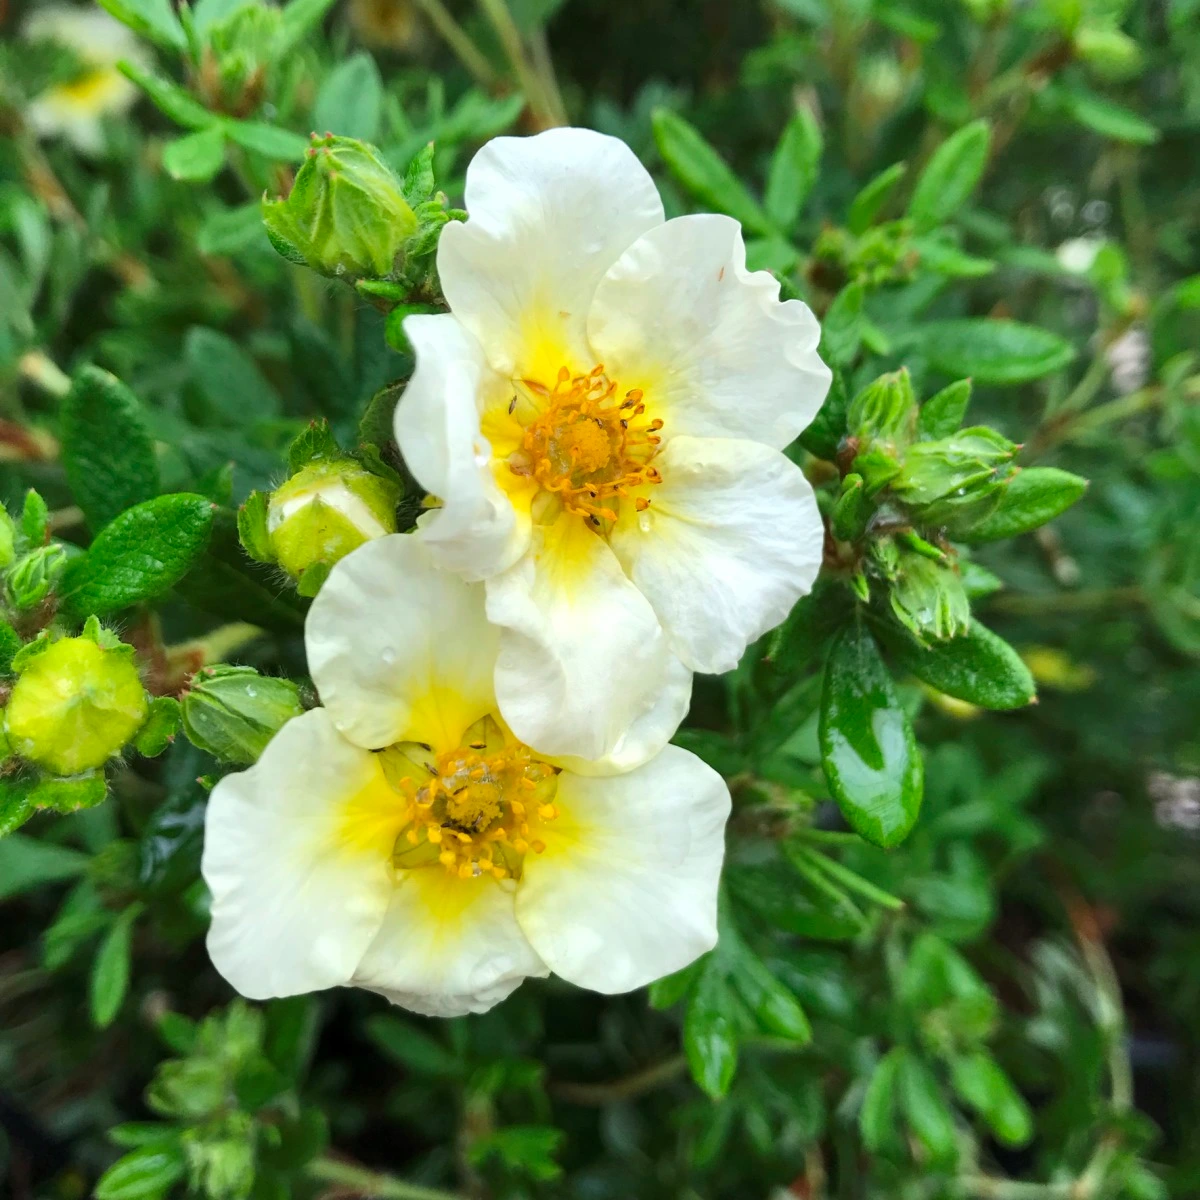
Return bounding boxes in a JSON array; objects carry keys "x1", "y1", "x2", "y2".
[{"x1": 203, "y1": 128, "x2": 830, "y2": 1015}]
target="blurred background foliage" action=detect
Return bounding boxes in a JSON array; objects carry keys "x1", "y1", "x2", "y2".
[{"x1": 1, "y1": 0, "x2": 1199, "y2": 1198}]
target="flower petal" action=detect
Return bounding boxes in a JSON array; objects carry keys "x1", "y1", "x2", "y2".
[
  {"x1": 395, "y1": 313, "x2": 529, "y2": 579},
  {"x1": 485, "y1": 515, "x2": 671, "y2": 762},
  {"x1": 438, "y1": 127, "x2": 664, "y2": 376},
  {"x1": 610, "y1": 435, "x2": 824, "y2": 674},
  {"x1": 516, "y1": 746, "x2": 730, "y2": 994},
  {"x1": 306, "y1": 534, "x2": 498, "y2": 752},
  {"x1": 352, "y1": 870, "x2": 546, "y2": 1017},
  {"x1": 202, "y1": 709, "x2": 393, "y2": 1000},
  {"x1": 588, "y1": 213, "x2": 830, "y2": 449}
]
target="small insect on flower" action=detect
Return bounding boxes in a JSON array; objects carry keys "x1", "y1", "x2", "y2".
[
  {"x1": 22, "y1": 6, "x2": 149, "y2": 155},
  {"x1": 201, "y1": 535, "x2": 730, "y2": 1017},
  {"x1": 393, "y1": 128, "x2": 831, "y2": 763}
]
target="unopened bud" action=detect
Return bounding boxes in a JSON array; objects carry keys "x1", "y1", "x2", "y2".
[
  {"x1": 890, "y1": 552, "x2": 970, "y2": 642},
  {"x1": 267, "y1": 459, "x2": 400, "y2": 593},
  {"x1": 262, "y1": 134, "x2": 418, "y2": 279},
  {"x1": 181, "y1": 665, "x2": 305, "y2": 764},
  {"x1": 8, "y1": 544, "x2": 66, "y2": 610},
  {"x1": 5, "y1": 635, "x2": 148, "y2": 775},
  {"x1": 848, "y1": 369, "x2": 917, "y2": 447},
  {"x1": 892, "y1": 426, "x2": 1017, "y2": 510},
  {"x1": 0, "y1": 507, "x2": 16, "y2": 569}
]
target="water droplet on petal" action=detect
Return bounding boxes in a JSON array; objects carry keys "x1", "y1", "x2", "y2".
[{"x1": 381, "y1": 647, "x2": 397, "y2": 665}]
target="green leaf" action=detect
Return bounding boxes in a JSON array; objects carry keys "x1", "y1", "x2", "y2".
[
  {"x1": 366, "y1": 1014, "x2": 462, "y2": 1077},
  {"x1": 966, "y1": 467, "x2": 1088, "y2": 542},
  {"x1": 119, "y1": 63, "x2": 214, "y2": 130},
  {"x1": 0, "y1": 834, "x2": 89, "y2": 901},
  {"x1": 95, "y1": 1143, "x2": 186, "y2": 1200},
  {"x1": 907, "y1": 119, "x2": 990, "y2": 231},
  {"x1": 820, "y1": 623, "x2": 923, "y2": 847},
  {"x1": 28, "y1": 773, "x2": 108, "y2": 814},
  {"x1": 860, "y1": 1048, "x2": 903, "y2": 1153},
  {"x1": 287, "y1": 420, "x2": 340, "y2": 473},
  {"x1": 0, "y1": 780, "x2": 36, "y2": 838},
  {"x1": 185, "y1": 327, "x2": 281, "y2": 422},
  {"x1": 237, "y1": 491, "x2": 274, "y2": 564},
  {"x1": 0, "y1": 621, "x2": 23, "y2": 676},
  {"x1": 134, "y1": 697, "x2": 182, "y2": 758},
  {"x1": 651, "y1": 108, "x2": 773, "y2": 236},
  {"x1": 98, "y1": 0, "x2": 186, "y2": 50},
  {"x1": 58, "y1": 494, "x2": 216, "y2": 620},
  {"x1": 223, "y1": 120, "x2": 310, "y2": 161},
  {"x1": 198, "y1": 203, "x2": 267, "y2": 257},
  {"x1": 918, "y1": 378, "x2": 972, "y2": 440},
  {"x1": 916, "y1": 319, "x2": 1075, "y2": 385},
  {"x1": 684, "y1": 957, "x2": 739, "y2": 1098},
  {"x1": 875, "y1": 617, "x2": 1036, "y2": 710},
  {"x1": 950, "y1": 1051, "x2": 1033, "y2": 1147},
  {"x1": 313, "y1": 52, "x2": 383, "y2": 142},
  {"x1": 402, "y1": 143, "x2": 436, "y2": 206},
  {"x1": 1056, "y1": 84, "x2": 1160, "y2": 144},
  {"x1": 91, "y1": 902, "x2": 143, "y2": 1029},
  {"x1": 731, "y1": 950, "x2": 812, "y2": 1042},
  {"x1": 820, "y1": 282, "x2": 865, "y2": 367},
  {"x1": 61, "y1": 366, "x2": 161, "y2": 532},
  {"x1": 847, "y1": 161, "x2": 906, "y2": 234},
  {"x1": 278, "y1": 0, "x2": 339, "y2": 55},
  {"x1": 764, "y1": 108, "x2": 822, "y2": 230},
  {"x1": 798, "y1": 369, "x2": 849, "y2": 461},
  {"x1": 898, "y1": 1053, "x2": 958, "y2": 1162},
  {"x1": 21, "y1": 488, "x2": 49, "y2": 543},
  {"x1": 648, "y1": 957, "x2": 705, "y2": 1009},
  {"x1": 162, "y1": 126, "x2": 226, "y2": 182}
]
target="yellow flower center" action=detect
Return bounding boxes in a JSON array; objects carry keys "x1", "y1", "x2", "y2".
[
  {"x1": 384, "y1": 718, "x2": 559, "y2": 881},
  {"x1": 507, "y1": 365, "x2": 663, "y2": 527}
]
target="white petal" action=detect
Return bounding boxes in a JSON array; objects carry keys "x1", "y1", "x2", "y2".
[
  {"x1": 516, "y1": 746, "x2": 730, "y2": 994},
  {"x1": 610, "y1": 436, "x2": 824, "y2": 674},
  {"x1": 202, "y1": 710, "x2": 393, "y2": 1000},
  {"x1": 485, "y1": 515, "x2": 671, "y2": 762},
  {"x1": 588, "y1": 214, "x2": 831, "y2": 449},
  {"x1": 550, "y1": 654, "x2": 693, "y2": 778},
  {"x1": 352, "y1": 869, "x2": 546, "y2": 1017},
  {"x1": 438, "y1": 128, "x2": 664, "y2": 375},
  {"x1": 395, "y1": 313, "x2": 528, "y2": 579},
  {"x1": 306, "y1": 534, "x2": 498, "y2": 752}
]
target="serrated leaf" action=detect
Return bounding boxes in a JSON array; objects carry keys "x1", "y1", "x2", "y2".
[
  {"x1": 918, "y1": 378, "x2": 972, "y2": 440},
  {"x1": 58, "y1": 494, "x2": 215, "y2": 620},
  {"x1": 764, "y1": 108, "x2": 821, "y2": 230},
  {"x1": 162, "y1": 126, "x2": 226, "y2": 182},
  {"x1": 908, "y1": 119, "x2": 990, "y2": 231},
  {"x1": 820, "y1": 623, "x2": 923, "y2": 847},
  {"x1": 965, "y1": 467, "x2": 1088, "y2": 542},
  {"x1": 651, "y1": 108, "x2": 773, "y2": 235},
  {"x1": 875, "y1": 617, "x2": 1035, "y2": 710},
  {"x1": 916, "y1": 319, "x2": 1075, "y2": 384},
  {"x1": 61, "y1": 366, "x2": 161, "y2": 532}
]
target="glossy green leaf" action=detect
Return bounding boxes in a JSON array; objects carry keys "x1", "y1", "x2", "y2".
[
  {"x1": 860, "y1": 1048, "x2": 903, "y2": 1153},
  {"x1": 764, "y1": 108, "x2": 822, "y2": 229},
  {"x1": 950, "y1": 1051, "x2": 1033, "y2": 1147},
  {"x1": 95, "y1": 1143, "x2": 186, "y2": 1200},
  {"x1": 90, "y1": 902, "x2": 143, "y2": 1029},
  {"x1": 0, "y1": 780, "x2": 36, "y2": 838},
  {"x1": 651, "y1": 108, "x2": 773, "y2": 235},
  {"x1": 61, "y1": 366, "x2": 161, "y2": 531},
  {"x1": 876, "y1": 617, "x2": 1036, "y2": 710},
  {"x1": 820, "y1": 623, "x2": 923, "y2": 847},
  {"x1": 684, "y1": 956, "x2": 739, "y2": 1098},
  {"x1": 966, "y1": 467, "x2": 1088, "y2": 542},
  {"x1": 918, "y1": 378, "x2": 972, "y2": 440},
  {"x1": 908, "y1": 119, "x2": 990, "y2": 231},
  {"x1": 916, "y1": 319, "x2": 1075, "y2": 384},
  {"x1": 898, "y1": 1053, "x2": 958, "y2": 1162},
  {"x1": 58, "y1": 494, "x2": 216, "y2": 620}
]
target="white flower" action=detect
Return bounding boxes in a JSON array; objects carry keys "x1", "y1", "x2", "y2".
[
  {"x1": 394, "y1": 127, "x2": 830, "y2": 761},
  {"x1": 23, "y1": 6, "x2": 148, "y2": 155},
  {"x1": 201, "y1": 534, "x2": 730, "y2": 1017}
]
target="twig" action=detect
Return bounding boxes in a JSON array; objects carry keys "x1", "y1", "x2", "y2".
[
  {"x1": 307, "y1": 1156, "x2": 462, "y2": 1200},
  {"x1": 476, "y1": 0, "x2": 561, "y2": 129}
]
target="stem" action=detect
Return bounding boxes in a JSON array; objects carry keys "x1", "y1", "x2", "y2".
[
  {"x1": 411, "y1": 0, "x2": 500, "y2": 89},
  {"x1": 528, "y1": 26, "x2": 568, "y2": 126},
  {"x1": 550, "y1": 1054, "x2": 689, "y2": 1104},
  {"x1": 956, "y1": 1178, "x2": 1076, "y2": 1199},
  {"x1": 306, "y1": 1157, "x2": 462, "y2": 1200},
  {"x1": 476, "y1": 0, "x2": 560, "y2": 128},
  {"x1": 989, "y1": 586, "x2": 1143, "y2": 616}
]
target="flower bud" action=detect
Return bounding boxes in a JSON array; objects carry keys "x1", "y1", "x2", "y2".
[
  {"x1": 266, "y1": 459, "x2": 401, "y2": 593},
  {"x1": 181, "y1": 665, "x2": 305, "y2": 765},
  {"x1": 262, "y1": 135, "x2": 418, "y2": 280},
  {"x1": 7, "y1": 544, "x2": 66, "y2": 610},
  {"x1": 890, "y1": 552, "x2": 970, "y2": 642},
  {"x1": 0, "y1": 507, "x2": 16, "y2": 570},
  {"x1": 892, "y1": 426, "x2": 1017, "y2": 509},
  {"x1": 183, "y1": 1112, "x2": 257, "y2": 1200},
  {"x1": 847, "y1": 369, "x2": 917, "y2": 447},
  {"x1": 5, "y1": 636, "x2": 148, "y2": 775},
  {"x1": 1073, "y1": 26, "x2": 1142, "y2": 80}
]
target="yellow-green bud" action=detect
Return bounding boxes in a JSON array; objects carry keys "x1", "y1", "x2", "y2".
[
  {"x1": 182, "y1": 665, "x2": 305, "y2": 765},
  {"x1": 6, "y1": 637, "x2": 148, "y2": 775},
  {"x1": 0, "y1": 507, "x2": 15, "y2": 569},
  {"x1": 267, "y1": 459, "x2": 400, "y2": 590},
  {"x1": 890, "y1": 552, "x2": 970, "y2": 642},
  {"x1": 848, "y1": 369, "x2": 917, "y2": 447},
  {"x1": 892, "y1": 427, "x2": 1017, "y2": 508},
  {"x1": 262, "y1": 134, "x2": 418, "y2": 280},
  {"x1": 8, "y1": 544, "x2": 66, "y2": 610}
]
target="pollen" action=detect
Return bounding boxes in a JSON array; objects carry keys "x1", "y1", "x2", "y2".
[
  {"x1": 508, "y1": 365, "x2": 664, "y2": 528},
  {"x1": 390, "y1": 718, "x2": 560, "y2": 881}
]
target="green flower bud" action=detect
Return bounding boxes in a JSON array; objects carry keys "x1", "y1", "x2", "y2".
[
  {"x1": 892, "y1": 426, "x2": 1017, "y2": 508},
  {"x1": 832, "y1": 473, "x2": 872, "y2": 542},
  {"x1": 183, "y1": 1112, "x2": 257, "y2": 1200},
  {"x1": 205, "y1": 2, "x2": 283, "y2": 111},
  {"x1": 266, "y1": 459, "x2": 401, "y2": 593},
  {"x1": 847, "y1": 369, "x2": 917, "y2": 447},
  {"x1": 890, "y1": 551, "x2": 971, "y2": 642},
  {"x1": 6, "y1": 636, "x2": 148, "y2": 775},
  {"x1": 1073, "y1": 26, "x2": 1143, "y2": 80},
  {"x1": 7, "y1": 544, "x2": 66, "y2": 610},
  {"x1": 182, "y1": 665, "x2": 305, "y2": 764},
  {"x1": 262, "y1": 134, "x2": 418, "y2": 280}
]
